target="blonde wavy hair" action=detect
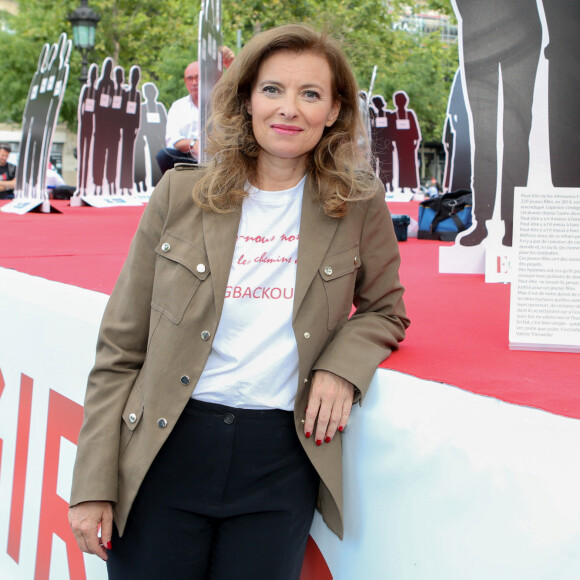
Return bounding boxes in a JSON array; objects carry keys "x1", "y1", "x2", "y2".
[{"x1": 192, "y1": 23, "x2": 376, "y2": 218}]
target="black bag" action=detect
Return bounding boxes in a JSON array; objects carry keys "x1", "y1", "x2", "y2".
[
  {"x1": 391, "y1": 214, "x2": 410, "y2": 242},
  {"x1": 417, "y1": 189, "x2": 473, "y2": 241}
]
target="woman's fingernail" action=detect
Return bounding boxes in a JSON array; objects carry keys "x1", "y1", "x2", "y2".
[
  {"x1": 105, "y1": 541, "x2": 112, "y2": 550},
  {"x1": 305, "y1": 432, "x2": 311, "y2": 438},
  {"x1": 325, "y1": 436, "x2": 331, "y2": 443},
  {"x1": 316, "y1": 439, "x2": 322, "y2": 446},
  {"x1": 338, "y1": 426, "x2": 344, "y2": 432}
]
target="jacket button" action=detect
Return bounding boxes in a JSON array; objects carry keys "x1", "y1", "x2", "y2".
[
  {"x1": 354, "y1": 255, "x2": 359, "y2": 265},
  {"x1": 157, "y1": 418, "x2": 168, "y2": 428},
  {"x1": 223, "y1": 413, "x2": 235, "y2": 424},
  {"x1": 304, "y1": 332, "x2": 311, "y2": 339},
  {"x1": 324, "y1": 266, "x2": 333, "y2": 276},
  {"x1": 180, "y1": 375, "x2": 190, "y2": 385},
  {"x1": 196, "y1": 263, "x2": 206, "y2": 273},
  {"x1": 128, "y1": 413, "x2": 137, "y2": 423},
  {"x1": 201, "y1": 330, "x2": 211, "y2": 341},
  {"x1": 161, "y1": 242, "x2": 170, "y2": 252}
]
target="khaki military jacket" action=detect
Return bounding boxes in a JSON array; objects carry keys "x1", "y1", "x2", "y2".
[{"x1": 70, "y1": 165, "x2": 409, "y2": 539}]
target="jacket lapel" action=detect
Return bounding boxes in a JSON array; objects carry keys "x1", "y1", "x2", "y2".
[
  {"x1": 293, "y1": 178, "x2": 339, "y2": 321},
  {"x1": 202, "y1": 207, "x2": 242, "y2": 320}
]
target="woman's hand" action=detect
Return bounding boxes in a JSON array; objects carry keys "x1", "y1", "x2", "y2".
[
  {"x1": 304, "y1": 370, "x2": 355, "y2": 445},
  {"x1": 68, "y1": 501, "x2": 114, "y2": 561}
]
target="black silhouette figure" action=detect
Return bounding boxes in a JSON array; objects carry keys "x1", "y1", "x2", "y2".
[
  {"x1": 15, "y1": 44, "x2": 48, "y2": 196},
  {"x1": 101, "y1": 66, "x2": 126, "y2": 195},
  {"x1": 119, "y1": 66, "x2": 141, "y2": 195},
  {"x1": 38, "y1": 34, "x2": 71, "y2": 197},
  {"x1": 134, "y1": 82, "x2": 167, "y2": 193},
  {"x1": 442, "y1": 68, "x2": 472, "y2": 193},
  {"x1": 453, "y1": 0, "x2": 542, "y2": 247},
  {"x1": 75, "y1": 58, "x2": 145, "y2": 200},
  {"x1": 369, "y1": 94, "x2": 396, "y2": 191},
  {"x1": 392, "y1": 91, "x2": 421, "y2": 191},
  {"x1": 15, "y1": 33, "x2": 71, "y2": 199},
  {"x1": 542, "y1": 1, "x2": 580, "y2": 188},
  {"x1": 76, "y1": 63, "x2": 98, "y2": 196},
  {"x1": 442, "y1": 116, "x2": 453, "y2": 193},
  {"x1": 92, "y1": 58, "x2": 116, "y2": 195}
]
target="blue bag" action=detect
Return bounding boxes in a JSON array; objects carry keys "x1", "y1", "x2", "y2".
[{"x1": 418, "y1": 190, "x2": 472, "y2": 241}]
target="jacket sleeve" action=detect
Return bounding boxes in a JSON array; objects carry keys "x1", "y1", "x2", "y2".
[
  {"x1": 70, "y1": 173, "x2": 171, "y2": 506},
  {"x1": 312, "y1": 184, "x2": 410, "y2": 401}
]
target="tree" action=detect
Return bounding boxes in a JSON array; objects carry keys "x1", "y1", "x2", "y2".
[{"x1": 0, "y1": 0, "x2": 202, "y2": 128}]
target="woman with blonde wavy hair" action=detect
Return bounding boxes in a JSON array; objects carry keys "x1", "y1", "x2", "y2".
[{"x1": 69, "y1": 22, "x2": 409, "y2": 579}]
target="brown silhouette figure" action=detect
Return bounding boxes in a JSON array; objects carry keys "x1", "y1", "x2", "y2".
[
  {"x1": 76, "y1": 64, "x2": 98, "y2": 196},
  {"x1": 391, "y1": 91, "x2": 421, "y2": 191},
  {"x1": 370, "y1": 94, "x2": 396, "y2": 192},
  {"x1": 91, "y1": 58, "x2": 116, "y2": 195},
  {"x1": 119, "y1": 66, "x2": 142, "y2": 195}
]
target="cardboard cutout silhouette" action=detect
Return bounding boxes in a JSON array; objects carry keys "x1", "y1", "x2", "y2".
[
  {"x1": 119, "y1": 66, "x2": 141, "y2": 195},
  {"x1": 90, "y1": 58, "x2": 116, "y2": 194},
  {"x1": 542, "y1": 1, "x2": 580, "y2": 187},
  {"x1": 369, "y1": 94, "x2": 396, "y2": 192},
  {"x1": 134, "y1": 82, "x2": 167, "y2": 192},
  {"x1": 442, "y1": 69, "x2": 472, "y2": 193},
  {"x1": 392, "y1": 91, "x2": 421, "y2": 191},
  {"x1": 453, "y1": 0, "x2": 542, "y2": 247},
  {"x1": 77, "y1": 64, "x2": 98, "y2": 197},
  {"x1": 72, "y1": 58, "x2": 143, "y2": 205},
  {"x1": 1, "y1": 34, "x2": 71, "y2": 214},
  {"x1": 198, "y1": 0, "x2": 222, "y2": 162}
]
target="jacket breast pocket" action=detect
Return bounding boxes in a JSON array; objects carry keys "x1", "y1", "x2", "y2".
[
  {"x1": 151, "y1": 231, "x2": 210, "y2": 324},
  {"x1": 319, "y1": 242, "x2": 361, "y2": 330}
]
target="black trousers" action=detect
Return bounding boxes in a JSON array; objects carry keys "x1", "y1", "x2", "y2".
[
  {"x1": 107, "y1": 399, "x2": 320, "y2": 580},
  {"x1": 155, "y1": 147, "x2": 197, "y2": 174}
]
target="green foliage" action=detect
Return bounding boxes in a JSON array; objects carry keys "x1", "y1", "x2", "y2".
[
  {"x1": 1, "y1": 0, "x2": 458, "y2": 141},
  {"x1": 377, "y1": 30, "x2": 458, "y2": 142},
  {"x1": 0, "y1": 0, "x2": 202, "y2": 128}
]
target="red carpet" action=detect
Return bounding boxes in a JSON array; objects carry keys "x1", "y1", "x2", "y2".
[{"x1": 1, "y1": 199, "x2": 578, "y2": 419}]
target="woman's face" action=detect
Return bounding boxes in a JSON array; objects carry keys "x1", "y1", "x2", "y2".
[{"x1": 247, "y1": 50, "x2": 341, "y2": 171}]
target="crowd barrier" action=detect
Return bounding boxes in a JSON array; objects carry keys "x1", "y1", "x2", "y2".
[{"x1": 1, "y1": 267, "x2": 580, "y2": 579}]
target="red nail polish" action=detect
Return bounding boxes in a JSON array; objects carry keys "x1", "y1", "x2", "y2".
[
  {"x1": 325, "y1": 436, "x2": 331, "y2": 443},
  {"x1": 316, "y1": 439, "x2": 322, "y2": 446},
  {"x1": 305, "y1": 432, "x2": 311, "y2": 438},
  {"x1": 338, "y1": 426, "x2": 344, "y2": 432},
  {"x1": 105, "y1": 541, "x2": 112, "y2": 550}
]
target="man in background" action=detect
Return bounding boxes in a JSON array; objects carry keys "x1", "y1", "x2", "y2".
[
  {"x1": 155, "y1": 61, "x2": 201, "y2": 174},
  {"x1": 0, "y1": 144, "x2": 16, "y2": 199},
  {"x1": 155, "y1": 48, "x2": 235, "y2": 174}
]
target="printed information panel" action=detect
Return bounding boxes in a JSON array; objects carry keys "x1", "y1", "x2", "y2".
[{"x1": 510, "y1": 186, "x2": 580, "y2": 352}]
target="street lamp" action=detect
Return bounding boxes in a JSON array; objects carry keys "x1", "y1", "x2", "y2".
[{"x1": 68, "y1": 0, "x2": 100, "y2": 83}]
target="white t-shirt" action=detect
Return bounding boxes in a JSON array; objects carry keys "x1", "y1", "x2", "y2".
[
  {"x1": 192, "y1": 177, "x2": 305, "y2": 411},
  {"x1": 164, "y1": 95, "x2": 199, "y2": 148}
]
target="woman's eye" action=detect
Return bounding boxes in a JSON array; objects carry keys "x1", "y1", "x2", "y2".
[
  {"x1": 304, "y1": 90, "x2": 320, "y2": 100},
  {"x1": 262, "y1": 85, "x2": 280, "y2": 95}
]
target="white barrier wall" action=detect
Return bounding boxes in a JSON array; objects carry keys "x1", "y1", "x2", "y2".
[
  {"x1": 312, "y1": 372, "x2": 580, "y2": 579},
  {"x1": 2, "y1": 267, "x2": 580, "y2": 579},
  {"x1": 0, "y1": 269, "x2": 108, "y2": 580}
]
